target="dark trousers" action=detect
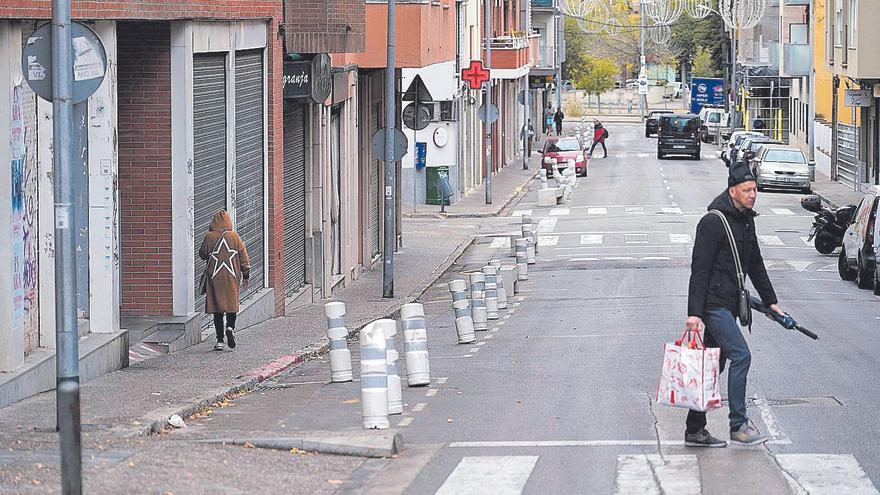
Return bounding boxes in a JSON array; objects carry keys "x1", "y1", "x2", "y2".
[
  {"x1": 590, "y1": 140, "x2": 607, "y2": 157},
  {"x1": 685, "y1": 308, "x2": 751, "y2": 434},
  {"x1": 213, "y1": 312, "x2": 237, "y2": 341},
  {"x1": 555, "y1": 122, "x2": 563, "y2": 136}
]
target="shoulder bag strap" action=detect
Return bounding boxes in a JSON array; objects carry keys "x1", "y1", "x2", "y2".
[{"x1": 708, "y1": 210, "x2": 745, "y2": 290}]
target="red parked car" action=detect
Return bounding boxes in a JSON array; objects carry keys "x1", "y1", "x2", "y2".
[{"x1": 539, "y1": 137, "x2": 589, "y2": 177}]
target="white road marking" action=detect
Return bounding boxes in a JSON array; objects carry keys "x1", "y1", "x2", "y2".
[
  {"x1": 484, "y1": 334, "x2": 494, "y2": 340},
  {"x1": 462, "y1": 354, "x2": 473, "y2": 358},
  {"x1": 436, "y1": 377, "x2": 448, "y2": 384},
  {"x1": 397, "y1": 417, "x2": 414, "y2": 427},
  {"x1": 569, "y1": 257, "x2": 601, "y2": 261},
  {"x1": 771, "y1": 208, "x2": 796, "y2": 216},
  {"x1": 765, "y1": 260, "x2": 813, "y2": 272},
  {"x1": 513, "y1": 302, "x2": 521, "y2": 307},
  {"x1": 605, "y1": 256, "x2": 637, "y2": 261},
  {"x1": 550, "y1": 207, "x2": 570, "y2": 216},
  {"x1": 587, "y1": 207, "x2": 607, "y2": 215},
  {"x1": 625, "y1": 207, "x2": 645, "y2": 215},
  {"x1": 537, "y1": 217, "x2": 558, "y2": 233},
  {"x1": 776, "y1": 454, "x2": 880, "y2": 495},
  {"x1": 476, "y1": 342, "x2": 486, "y2": 346},
  {"x1": 801, "y1": 236, "x2": 812, "y2": 246},
  {"x1": 511, "y1": 210, "x2": 533, "y2": 218},
  {"x1": 625, "y1": 234, "x2": 649, "y2": 244},
  {"x1": 426, "y1": 388, "x2": 439, "y2": 397},
  {"x1": 753, "y1": 397, "x2": 791, "y2": 444},
  {"x1": 489, "y1": 237, "x2": 510, "y2": 249},
  {"x1": 758, "y1": 235, "x2": 785, "y2": 246},
  {"x1": 538, "y1": 235, "x2": 559, "y2": 247},
  {"x1": 580, "y1": 234, "x2": 604, "y2": 245},
  {"x1": 641, "y1": 257, "x2": 673, "y2": 261},
  {"x1": 411, "y1": 403, "x2": 427, "y2": 412},
  {"x1": 468, "y1": 347, "x2": 481, "y2": 353},
  {"x1": 449, "y1": 440, "x2": 789, "y2": 448},
  {"x1": 502, "y1": 314, "x2": 512, "y2": 320},
  {"x1": 637, "y1": 153, "x2": 649, "y2": 158},
  {"x1": 614, "y1": 455, "x2": 700, "y2": 495},
  {"x1": 435, "y1": 456, "x2": 539, "y2": 495},
  {"x1": 660, "y1": 207, "x2": 682, "y2": 214}
]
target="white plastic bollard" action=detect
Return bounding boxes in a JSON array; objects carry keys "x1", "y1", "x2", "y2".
[
  {"x1": 375, "y1": 319, "x2": 403, "y2": 415},
  {"x1": 324, "y1": 302, "x2": 353, "y2": 383},
  {"x1": 515, "y1": 238, "x2": 529, "y2": 281},
  {"x1": 448, "y1": 279, "x2": 477, "y2": 344},
  {"x1": 469, "y1": 272, "x2": 488, "y2": 331},
  {"x1": 359, "y1": 321, "x2": 389, "y2": 429},
  {"x1": 522, "y1": 224, "x2": 536, "y2": 265},
  {"x1": 488, "y1": 259, "x2": 508, "y2": 309},
  {"x1": 482, "y1": 265, "x2": 500, "y2": 320},
  {"x1": 400, "y1": 303, "x2": 431, "y2": 387}
]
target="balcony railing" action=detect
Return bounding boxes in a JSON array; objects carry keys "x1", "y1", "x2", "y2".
[
  {"x1": 487, "y1": 35, "x2": 531, "y2": 50},
  {"x1": 536, "y1": 46, "x2": 556, "y2": 68},
  {"x1": 783, "y1": 43, "x2": 810, "y2": 76}
]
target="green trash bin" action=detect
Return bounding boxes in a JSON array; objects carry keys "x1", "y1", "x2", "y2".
[{"x1": 425, "y1": 166, "x2": 450, "y2": 205}]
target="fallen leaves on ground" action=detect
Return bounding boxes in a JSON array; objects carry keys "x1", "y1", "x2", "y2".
[{"x1": 243, "y1": 442, "x2": 255, "y2": 449}]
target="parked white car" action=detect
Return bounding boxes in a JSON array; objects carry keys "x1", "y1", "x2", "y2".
[{"x1": 752, "y1": 145, "x2": 811, "y2": 193}]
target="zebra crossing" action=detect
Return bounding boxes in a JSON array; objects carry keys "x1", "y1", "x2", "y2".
[
  {"x1": 512, "y1": 206, "x2": 805, "y2": 218},
  {"x1": 489, "y1": 232, "x2": 815, "y2": 249},
  {"x1": 431, "y1": 453, "x2": 879, "y2": 494}
]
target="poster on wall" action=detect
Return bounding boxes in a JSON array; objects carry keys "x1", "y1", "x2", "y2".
[{"x1": 10, "y1": 83, "x2": 40, "y2": 353}]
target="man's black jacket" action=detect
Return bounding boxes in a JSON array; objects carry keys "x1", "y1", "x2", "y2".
[{"x1": 687, "y1": 191, "x2": 778, "y2": 319}]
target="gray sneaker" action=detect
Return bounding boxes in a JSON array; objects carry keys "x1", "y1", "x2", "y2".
[
  {"x1": 213, "y1": 341, "x2": 225, "y2": 351},
  {"x1": 730, "y1": 423, "x2": 769, "y2": 446},
  {"x1": 684, "y1": 429, "x2": 728, "y2": 448}
]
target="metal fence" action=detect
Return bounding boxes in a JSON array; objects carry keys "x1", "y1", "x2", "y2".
[{"x1": 836, "y1": 123, "x2": 859, "y2": 190}]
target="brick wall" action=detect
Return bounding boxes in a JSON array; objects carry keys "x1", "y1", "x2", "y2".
[
  {"x1": 117, "y1": 22, "x2": 173, "y2": 316},
  {"x1": 0, "y1": 1, "x2": 280, "y2": 21},
  {"x1": 266, "y1": 17, "x2": 286, "y2": 315},
  {"x1": 285, "y1": 0, "x2": 366, "y2": 54}
]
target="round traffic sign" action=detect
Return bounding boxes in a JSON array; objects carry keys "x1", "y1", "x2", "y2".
[
  {"x1": 478, "y1": 103, "x2": 499, "y2": 124},
  {"x1": 371, "y1": 127, "x2": 409, "y2": 162},
  {"x1": 403, "y1": 102, "x2": 431, "y2": 131},
  {"x1": 21, "y1": 22, "x2": 107, "y2": 103},
  {"x1": 517, "y1": 90, "x2": 533, "y2": 106}
]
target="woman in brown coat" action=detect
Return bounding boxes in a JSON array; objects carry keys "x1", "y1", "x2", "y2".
[{"x1": 199, "y1": 210, "x2": 250, "y2": 351}]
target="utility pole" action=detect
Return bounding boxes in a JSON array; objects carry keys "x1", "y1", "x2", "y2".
[
  {"x1": 485, "y1": 0, "x2": 493, "y2": 204},
  {"x1": 52, "y1": 0, "x2": 83, "y2": 492},
  {"x1": 638, "y1": 1, "x2": 646, "y2": 119},
  {"x1": 523, "y1": 76, "x2": 530, "y2": 170},
  {"x1": 729, "y1": 26, "x2": 738, "y2": 132},
  {"x1": 383, "y1": 0, "x2": 396, "y2": 298},
  {"x1": 555, "y1": 10, "x2": 562, "y2": 111},
  {"x1": 807, "y1": 0, "x2": 816, "y2": 181}
]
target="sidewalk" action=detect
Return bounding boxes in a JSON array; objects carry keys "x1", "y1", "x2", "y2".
[
  {"x1": 405, "y1": 153, "x2": 540, "y2": 219},
  {"x1": 811, "y1": 171, "x2": 865, "y2": 208}
]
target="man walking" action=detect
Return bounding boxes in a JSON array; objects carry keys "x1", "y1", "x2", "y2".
[
  {"x1": 683, "y1": 161, "x2": 786, "y2": 448},
  {"x1": 521, "y1": 120, "x2": 536, "y2": 157},
  {"x1": 589, "y1": 119, "x2": 608, "y2": 158},
  {"x1": 554, "y1": 107, "x2": 565, "y2": 136}
]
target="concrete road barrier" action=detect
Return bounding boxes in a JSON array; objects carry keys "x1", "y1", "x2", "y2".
[
  {"x1": 448, "y1": 279, "x2": 476, "y2": 344},
  {"x1": 469, "y1": 272, "x2": 488, "y2": 331},
  {"x1": 482, "y1": 265, "x2": 500, "y2": 320},
  {"x1": 489, "y1": 259, "x2": 508, "y2": 309},
  {"x1": 359, "y1": 321, "x2": 389, "y2": 429},
  {"x1": 376, "y1": 319, "x2": 403, "y2": 415},
  {"x1": 323, "y1": 302, "x2": 353, "y2": 383},
  {"x1": 400, "y1": 303, "x2": 430, "y2": 387},
  {"x1": 515, "y1": 238, "x2": 529, "y2": 280}
]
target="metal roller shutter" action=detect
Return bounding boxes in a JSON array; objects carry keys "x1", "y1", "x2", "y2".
[
  {"x1": 370, "y1": 104, "x2": 380, "y2": 256},
  {"x1": 283, "y1": 102, "x2": 307, "y2": 293},
  {"x1": 235, "y1": 49, "x2": 265, "y2": 300},
  {"x1": 193, "y1": 53, "x2": 228, "y2": 313}
]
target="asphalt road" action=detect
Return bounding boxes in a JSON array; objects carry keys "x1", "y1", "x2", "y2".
[{"x1": 97, "y1": 122, "x2": 880, "y2": 494}]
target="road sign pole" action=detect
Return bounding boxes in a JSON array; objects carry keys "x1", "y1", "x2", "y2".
[
  {"x1": 51, "y1": 0, "x2": 83, "y2": 492},
  {"x1": 383, "y1": 0, "x2": 396, "y2": 298},
  {"x1": 484, "y1": 0, "x2": 492, "y2": 205},
  {"x1": 522, "y1": 78, "x2": 529, "y2": 170}
]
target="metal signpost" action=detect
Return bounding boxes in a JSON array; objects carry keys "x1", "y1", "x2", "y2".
[
  {"x1": 21, "y1": 8, "x2": 108, "y2": 494},
  {"x1": 383, "y1": 0, "x2": 397, "y2": 297},
  {"x1": 484, "y1": 0, "x2": 493, "y2": 205}
]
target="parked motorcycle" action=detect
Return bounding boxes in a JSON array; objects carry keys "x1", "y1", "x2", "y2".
[{"x1": 800, "y1": 195, "x2": 856, "y2": 254}]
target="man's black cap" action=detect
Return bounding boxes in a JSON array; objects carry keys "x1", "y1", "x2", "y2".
[{"x1": 728, "y1": 160, "x2": 756, "y2": 187}]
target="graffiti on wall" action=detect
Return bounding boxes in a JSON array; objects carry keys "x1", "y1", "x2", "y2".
[{"x1": 11, "y1": 83, "x2": 40, "y2": 355}]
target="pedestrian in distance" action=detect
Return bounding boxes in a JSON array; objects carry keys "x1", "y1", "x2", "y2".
[
  {"x1": 590, "y1": 119, "x2": 609, "y2": 158},
  {"x1": 521, "y1": 120, "x2": 536, "y2": 157},
  {"x1": 199, "y1": 209, "x2": 250, "y2": 351},
  {"x1": 683, "y1": 161, "x2": 786, "y2": 448},
  {"x1": 554, "y1": 107, "x2": 565, "y2": 136},
  {"x1": 544, "y1": 103, "x2": 554, "y2": 136}
]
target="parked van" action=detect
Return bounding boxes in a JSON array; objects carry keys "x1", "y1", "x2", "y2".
[{"x1": 699, "y1": 106, "x2": 729, "y2": 142}]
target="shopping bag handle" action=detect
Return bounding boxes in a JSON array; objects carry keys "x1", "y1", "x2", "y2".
[{"x1": 675, "y1": 325, "x2": 705, "y2": 349}]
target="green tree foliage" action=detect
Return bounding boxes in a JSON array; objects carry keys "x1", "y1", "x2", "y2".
[
  {"x1": 692, "y1": 47, "x2": 718, "y2": 77},
  {"x1": 573, "y1": 57, "x2": 619, "y2": 95},
  {"x1": 670, "y1": 14, "x2": 726, "y2": 77}
]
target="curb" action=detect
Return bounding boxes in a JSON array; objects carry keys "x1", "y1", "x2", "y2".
[
  {"x1": 196, "y1": 430, "x2": 403, "y2": 458},
  {"x1": 404, "y1": 171, "x2": 536, "y2": 219},
  {"x1": 131, "y1": 233, "x2": 478, "y2": 438}
]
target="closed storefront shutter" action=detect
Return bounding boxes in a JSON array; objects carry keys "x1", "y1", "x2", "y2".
[
  {"x1": 193, "y1": 53, "x2": 227, "y2": 313},
  {"x1": 283, "y1": 102, "x2": 307, "y2": 293},
  {"x1": 370, "y1": 104, "x2": 380, "y2": 256},
  {"x1": 235, "y1": 49, "x2": 265, "y2": 300}
]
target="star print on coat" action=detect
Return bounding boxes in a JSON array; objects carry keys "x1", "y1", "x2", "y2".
[{"x1": 210, "y1": 235, "x2": 239, "y2": 279}]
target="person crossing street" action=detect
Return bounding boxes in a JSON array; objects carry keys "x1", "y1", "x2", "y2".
[
  {"x1": 590, "y1": 119, "x2": 609, "y2": 158},
  {"x1": 683, "y1": 161, "x2": 787, "y2": 448}
]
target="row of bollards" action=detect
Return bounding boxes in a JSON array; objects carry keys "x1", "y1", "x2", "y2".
[{"x1": 324, "y1": 211, "x2": 539, "y2": 430}]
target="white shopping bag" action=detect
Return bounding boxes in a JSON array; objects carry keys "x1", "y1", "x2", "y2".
[{"x1": 656, "y1": 328, "x2": 722, "y2": 412}]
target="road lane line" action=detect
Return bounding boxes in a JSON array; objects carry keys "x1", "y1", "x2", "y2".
[
  {"x1": 625, "y1": 234, "x2": 649, "y2": 244},
  {"x1": 476, "y1": 342, "x2": 486, "y2": 346},
  {"x1": 669, "y1": 234, "x2": 692, "y2": 244},
  {"x1": 754, "y1": 397, "x2": 791, "y2": 444},
  {"x1": 489, "y1": 237, "x2": 510, "y2": 249},
  {"x1": 436, "y1": 377, "x2": 448, "y2": 384},
  {"x1": 625, "y1": 207, "x2": 645, "y2": 215},
  {"x1": 580, "y1": 234, "x2": 604, "y2": 245},
  {"x1": 412, "y1": 403, "x2": 428, "y2": 412},
  {"x1": 538, "y1": 235, "x2": 559, "y2": 247},
  {"x1": 771, "y1": 208, "x2": 796, "y2": 215},
  {"x1": 614, "y1": 455, "x2": 700, "y2": 495},
  {"x1": 587, "y1": 207, "x2": 607, "y2": 215},
  {"x1": 449, "y1": 440, "x2": 789, "y2": 448},
  {"x1": 426, "y1": 389, "x2": 439, "y2": 397},
  {"x1": 758, "y1": 235, "x2": 785, "y2": 246},
  {"x1": 776, "y1": 454, "x2": 879, "y2": 494},
  {"x1": 468, "y1": 348, "x2": 480, "y2": 353},
  {"x1": 397, "y1": 417, "x2": 414, "y2": 427},
  {"x1": 484, "y1": 334, "x2": 494, "y2": 339},
  {"x1": 435, "y1": 456, "x2": 539, "y2": 495},
  {"x1": 550, "y1": 207, "x2": 570, "y2": 216},
  {"x1": 511, "y1": 210, "x2": 533, "y2": 218},
  {"x1": 537, "y1": 217, "x2": 558, "y2": 233}
]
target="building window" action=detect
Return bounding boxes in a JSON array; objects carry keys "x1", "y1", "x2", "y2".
[
  {"x1": 848, "y1": 0, "x2": 857, "y2": 48},
  {"x1": 440, "y1": 101, "x2": 456, "y2": 121},
  {"x1": 790, "y1": 24, "x2": 807, "y2": 44},
  {"x1": 834, "y1": 0, "x2": 843, "y2": 47}
]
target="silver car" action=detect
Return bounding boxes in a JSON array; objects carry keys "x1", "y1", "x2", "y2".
[{"x1": 753, "y1": 145, "x2": 811, "y2": 193}]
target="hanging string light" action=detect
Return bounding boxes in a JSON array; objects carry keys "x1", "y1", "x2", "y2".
[
  {"x1": 566, "y1": 0, "x2": 610, "y2": 34},
  {"x1": 718, "y1": 0, "x2": 767, "y2": 29},
  {"x1": 684, "y1": 0, "x2": 713, "y2": 19},
  {"x1": 649, "y1": 22, "x2": 672, "y2": 44},
  {"x1": 604, "y1": 17, "x2": 622, "y2": 35},
  {"x1": 643, "y1": 0, "x2": 684, "y2": 25}
]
